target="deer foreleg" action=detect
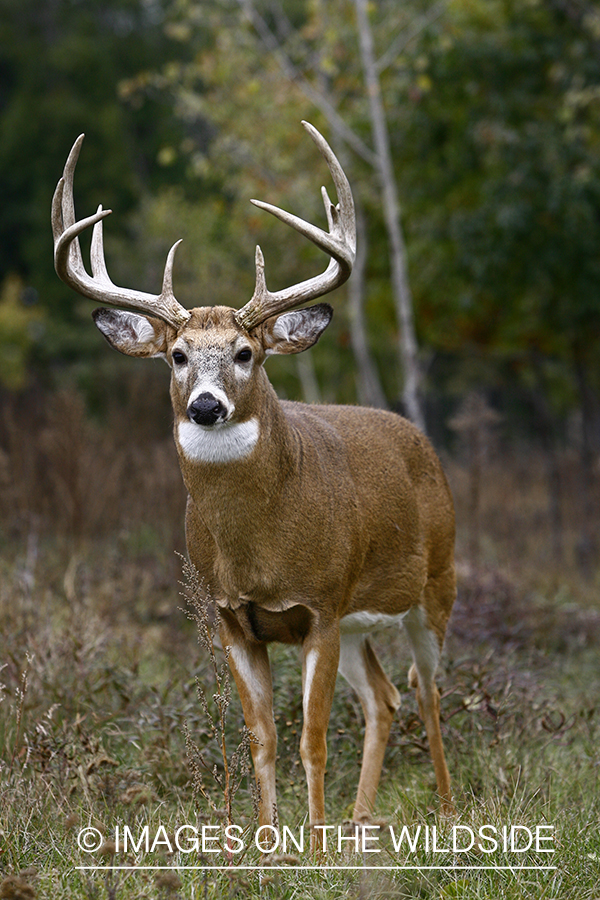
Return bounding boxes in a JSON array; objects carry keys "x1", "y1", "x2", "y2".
[
  {"x1": 220, "y1": 613, "x2": 277, "y2": 829},
  {"x1": 300, "y1": 622, "x2": 340, "y2": 844}
]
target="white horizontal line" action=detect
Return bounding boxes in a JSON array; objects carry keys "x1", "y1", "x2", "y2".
[{"x1": 76, "y1": 865, "x2": 558, "y2": 872}]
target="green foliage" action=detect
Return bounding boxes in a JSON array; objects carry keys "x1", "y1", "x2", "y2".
[
  {"x1": 2, "y1": 0, "x2": 600, "y2": 433},
  {"x1": 399, "y1": 0, "x2": 600, "y2": 410},
  {"x1": 0, "y1": 0, "x2": 191, "y2": 373},
  {"x1": 0, "y1": 275, "x2": 44, "y2": 390},
  {"x1": 146, "y1": 0, "x2": 600, "y2": 424}
]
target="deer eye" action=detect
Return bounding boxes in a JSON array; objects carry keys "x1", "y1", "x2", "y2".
[
  {"x1": 236, "y1": 348, "x2": 252, "y2": 363},
  {"x1": 172, "y1": 350, "x2": 187, "y2": 365}
]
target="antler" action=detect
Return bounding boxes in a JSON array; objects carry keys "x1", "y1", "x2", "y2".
[
  {"x1": 235, "y1": 121, "x2": 356, "y2": 332},
  {"x1": 52, "y1": 135, "x2": 191, "y2": 329}
]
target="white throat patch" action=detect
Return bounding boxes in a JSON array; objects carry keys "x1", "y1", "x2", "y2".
[{"x1": 177, "y1": 418, "x2": 260, "y2": 464}]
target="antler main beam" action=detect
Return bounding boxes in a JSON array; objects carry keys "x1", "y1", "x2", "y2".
[
  {"x1": 52, "y1": 135, "x2": 191, "y2": 329},
  {"x1": 234, "y1": 121, "x2": 356, "y2": 332}
]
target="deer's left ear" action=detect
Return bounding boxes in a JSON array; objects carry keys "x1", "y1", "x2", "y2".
[
  {"x1": 260, "y1": 303, "x2": 333, "y2": 356},
  {"x1": 92, "y1": 308, "x2": 173, "y2": 359}
]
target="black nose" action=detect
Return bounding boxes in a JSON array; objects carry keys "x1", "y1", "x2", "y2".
[{"x1": 187, "y1": 393, "x2": 227, "y2": 426}]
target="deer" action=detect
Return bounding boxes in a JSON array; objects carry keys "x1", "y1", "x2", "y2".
[{"x1": 52, "y1": 122, "x2": 456, "y2": 841}]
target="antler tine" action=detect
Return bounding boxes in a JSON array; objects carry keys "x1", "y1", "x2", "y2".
[
  {"x1": 51, "y1": 135, "x2": 87, "y2": 278},
  {"x1": 304, "y1": 120, "x2": 356, "y2": 244},
  {"x1": 52, "y1": 135, "x2": 191, "y2": 329},
  {"x1": 235, "y1": 121, "x2": 356, "y2": 332},
  {"x1": 90, "y1": 206, "x2": 113, "y2": 284}
]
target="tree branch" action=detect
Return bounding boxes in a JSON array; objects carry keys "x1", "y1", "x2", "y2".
[
  {"x1": 238, "y1": 0, "x2": 378, "y2": 168},
  {"x1": 376, "y1": 1, "x2": 446, "y2": 74}
]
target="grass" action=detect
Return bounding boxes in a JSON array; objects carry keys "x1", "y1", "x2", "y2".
[{"x1": 1, "y1": 390, "x2": 600, "y2": 897}]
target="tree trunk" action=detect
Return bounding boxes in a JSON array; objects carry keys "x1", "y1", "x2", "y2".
[
  {"x1": 348, "y1": 205, "x2": 388, "y2": 408},
  {"x1": 354, "y1": 0, "x2": 425, "y2": 432},
  {"x1": 573, "y1": 348, "x2": 598, "y2": 577},
  {"x1": 296, "y1": 351, "x2": 322, "y2": 404},
  {"x1": 528, "y1": 379, "x2": 564, "y2": 564}
]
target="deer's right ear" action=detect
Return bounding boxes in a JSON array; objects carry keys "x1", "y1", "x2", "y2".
[{"x1": 92, "y1": 309, "x2": 172, "y2": 359}]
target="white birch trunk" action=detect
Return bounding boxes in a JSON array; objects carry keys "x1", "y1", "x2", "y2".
[
  {"x1": 348, "y1": 206, "x2": 388, "y2": 408},
  {"x1": 354, "y1": 0, "x2": 425, "y2": 432}
]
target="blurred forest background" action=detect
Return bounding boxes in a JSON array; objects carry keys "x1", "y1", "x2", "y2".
[{"x1": 1, "y1": 0, "x2": 600, "y2": 592}]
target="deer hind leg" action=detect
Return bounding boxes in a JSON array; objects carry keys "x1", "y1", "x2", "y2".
[
  {"x1": 403, "y1": 599, "x2": 454, "y2": 815},
  {"x1": 219, "y1": 610, "x2": 278, "y2": 829},
  {"x1": 338, "y1": 632, "x2": 401, "y2": 823}
]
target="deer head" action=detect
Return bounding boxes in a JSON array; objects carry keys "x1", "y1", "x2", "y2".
[{"x1": 52, "y1": 123, "x2": 355, "y2": 467}]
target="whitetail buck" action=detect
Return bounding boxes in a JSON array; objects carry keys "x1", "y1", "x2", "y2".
[{"x1": 52, "y1": 123, "x2": 456, "y2": 836}]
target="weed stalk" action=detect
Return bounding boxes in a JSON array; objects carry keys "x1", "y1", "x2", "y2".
[{"x1": 179, "y1": 555, "x2": 259, "y2": 861}]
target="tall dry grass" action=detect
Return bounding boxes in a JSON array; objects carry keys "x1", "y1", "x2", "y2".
[
  {"x1": 0, "y1": 385, "x2": 186, "y2": 551},
  {"x1": 1, "y1": 384, "x2": 599, "y2": 897},
  {"x1": 2, "y1": 381, "x2": 599, "y2": 623},
  {"x1": 1, "y1": 384, "x2": 597, "y2": 573}
]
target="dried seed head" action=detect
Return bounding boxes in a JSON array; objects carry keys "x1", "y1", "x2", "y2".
[
  {"x1": 0, "y1": 876, "x2": 37, "y2": 900},
  {"x1": 154, "y1": 871, "x2": 182, "y2": 893}
]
